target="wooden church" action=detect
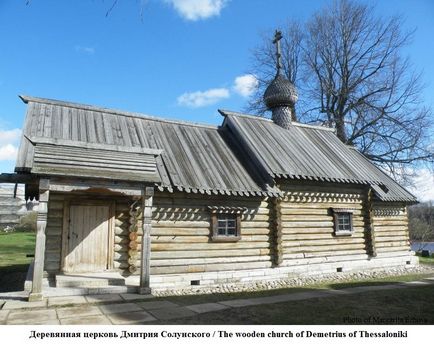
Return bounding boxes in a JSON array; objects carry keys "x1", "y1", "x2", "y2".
[{"x1": 2, "y1": 32, "x2": 417, "y2": 301}]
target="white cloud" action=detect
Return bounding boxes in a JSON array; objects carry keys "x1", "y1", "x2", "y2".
[
  {"x1": 407, "y1": 168, "x2": 434, "y2": 202},
  {"x1": 165, "y1": 0, "x2": 228, "y2": 21},
  {"x1": 0, "y1": 128, "x2": 21, "y2": 146},
  {"x1": 0, "y1": 144, "x2": 18, "y2": 161},
  {"x1": 177, "y1": 88, "x2": 230, "y2": 108},
  {"x1": 233, "y1": 74, "x2": 258, "y2": 97},
  {"x1": 75, "y1": 45, "x2": 95, "y2": 55}
]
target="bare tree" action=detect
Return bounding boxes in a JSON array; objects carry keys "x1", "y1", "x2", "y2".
[{"x1": 248, "y1": 0, "x2": 433, "y2": 179}]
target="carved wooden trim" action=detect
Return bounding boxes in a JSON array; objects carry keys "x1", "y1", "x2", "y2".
[
  {"x1": 29, "y1": 178, "x2": 50, "y2": 301},
  {"x1": 273, "y1": 198, "x2": 283, "y2": 266},
  {"x1": 364, "y1": 188, "x2": 377, "y2": 257},
  {"x1": 373, "y1": 207, "x2": 405, "y2": 217},
  {"x1": 139, "y1": 186, "x2": 154, "y2": 293},
  {"x1": 127, "y1": 199, "x2": 141, "y2": 274}
]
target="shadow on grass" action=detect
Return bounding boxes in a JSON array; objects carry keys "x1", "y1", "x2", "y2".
[{"x1": 0, "y1": 264, "x2": 29, "y2": 292}]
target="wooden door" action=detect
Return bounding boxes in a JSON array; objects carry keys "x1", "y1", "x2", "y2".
[{"x1": 63, "y1": 204, "x2": 110, "y2": 273}]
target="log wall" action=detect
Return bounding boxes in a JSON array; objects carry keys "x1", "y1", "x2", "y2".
[
  {"x1": 44, "y1": 193, "x2": 63, "y2": 275},
  {"x1": 42, "y1": 186, "x2": 414, "y2": 284},
  {"x1": 372, "y1": 204, "x2": 411, "y2": 254},
  {"x1": 146, "y1": 192, "x2": 272, "y2": 275},
  {"x1": 277, "y1": 183, "x2": 369, "y2": 267}
]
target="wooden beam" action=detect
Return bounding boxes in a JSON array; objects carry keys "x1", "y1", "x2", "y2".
[
  {"x1": 138, "y1": 186, "x2": 154, "y2": 294},
  {"x1": 365, "y1": 188, "x2": 377, "y2": 257},
  {"x1": 0, "y1": 173, "x2": 38, "y2": 184},
  {"x1": 29, "y1": 178, "x2": 50, "y2": 302},
  {"x1": 48, "y1": 177, "x2": 144, "y2": 196}
]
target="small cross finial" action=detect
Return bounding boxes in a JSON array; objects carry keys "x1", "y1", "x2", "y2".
[{"x1": 273, "y1": 30, "x2": 283, "y2": 75}]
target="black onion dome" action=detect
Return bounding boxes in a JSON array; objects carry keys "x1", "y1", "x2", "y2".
[{"x1": 263, "y1": 74, "x2": 298, "y2": 108}]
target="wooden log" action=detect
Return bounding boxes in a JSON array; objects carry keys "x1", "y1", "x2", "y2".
[
  {"x1": 281, "y1": 232, "x2": 365, "y2": 241},
  {"x1": 375, "y1": 232, "x2": 408, "y2": 239},
  {"x1": 280, "y1": 202, "x2": 362, "y2": 210},
  {"x1": 282, "y1": 221, "x2": 334, "y2": 228},
  {"x1": 151, "y1": 248, "x2": 271, "y2": 259},
  {"x1": 240, "y1": 221, "x2": 270, "y2": 228},
  {"x1": 281, "y1": 215, "x2": 364, "y2": 223},
  {"x1": 48, "y1": 201, "x2": 64, "y2": 210},
  {"x1": 373, "y1": 221, "x2": 408, "y2": 227},
  {"x1": 149, "y1": 255, "x2": 272, "y2": 267},
  {"x1": 114, "y1": 235, "x2": 129, "y2": 244},
  {"x1": 283, "y1": 249, "x2": 366, "y2": 259},
  {"x1": 152, "y1": 220, "x2": 211, "y2": 228},
  {"x1": 46, "y1": 227, "x2": 62, "y2": 237},
  {"x1": 280, "y1": 253, "x2": 370, "y2": 267},
  {"x1": 47, "y1": 217, "x2": 62, "y2": 228},
  {"x1": 150, "y1": 227, "x2": 271, "y2": 236},
  {"x1": 282, "y1": 238, "x2": 366, "y2": 247},
  {"x1": 46, "y1": 238, "x2": 61, "y2": 249},
  {"x1": 44, "y1": 261, "x2": 61, "y2": 271},
  {"x1": 150, "y1": 241, "x2": 270, "y2": 252},
  {"x1": 148, "y1": 235, "x2": 270, "y2": 243},
  {"x1": 151, "y1": 227, "x2": 210, "y2": 236},
  {"x1": 375, "y1": 241, "x2": 409, "y2": 248},
  {"x1": 373, "y1": 226, "x2": 408, "y2": 233},
  {"x1": 281, "y1": 227, "x2": 333, "y2": 234},
  {"x1": 113, "y1": 252, "x2": 128, "y2": 261},
  {"x1": 283, "y1": 243, "x2": 366, "y2": 253},
  {"x1": 375, "y1": 236, "x2": 409, "y2": 242},
  {"x1": 150, "y1": 261, "x2": 273, "y2": 275},
  {"x1": 375, "y1": 246, "x2": 411, "y2": 252},
  {"x1": 280, "y1": 208, "x2": 329, "y2": 215},
  {"x1": 48, "y1": 210, "x2": 63, "y2": 219},
  {"x1": 282, "y1": 221, "x2": 365, "y2": 228},
  {"x1": 128, "y1": 256, "x2": 137, "y2": 266},
  {"x1": 113, "y1": 261, "x2": 129, "y2": 269},
  {"x1": 128, "y1": 249, "x2": 138, "y2": 258},
  {"x1": 115, "y1": 218, "x2": 128, "y2": 227},
  {"x1": 45, "y1": 252, "x2": 61, "y2": 263},
  {"x1": 114, "y1": 226, "x2": 128, "y2": 235},
  {"x1": 373, "y1": 216, "x2": 407, "y2": 221},
  {"x1": 114, "y1": 244, "x2": 128, "y2": 252},
  {"x1": 129, "y1": 240, "x2": 138, "y2": 250}
]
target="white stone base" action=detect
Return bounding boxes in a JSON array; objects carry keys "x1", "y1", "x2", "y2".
[{"x1": 149, "y1": 251, "x2": 418, "y2": 290}]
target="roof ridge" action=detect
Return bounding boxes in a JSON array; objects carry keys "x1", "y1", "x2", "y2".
[
  {"x1": 218, "y1": 109, "x2": 273, "y2": 122},
  {"x1": 219, "y1": 109, "x2": 335, "y2": 132},
  {"x1": 290, "y1": 121, "x2": 335, "y2": 132},
  {"x1": 19, "y1": 95, "x2": 218, "y2": 130}
]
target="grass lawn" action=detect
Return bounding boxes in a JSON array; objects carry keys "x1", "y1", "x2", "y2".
[
  {"x1": 158, "y1": 285, "x2": 434, "y2": 325},
  {"x1": 419, "y1": 256, "x2": 434, "y2": 265},
  {"x1": 0, "y1": 231, "x2": 35, "y2": 292}
]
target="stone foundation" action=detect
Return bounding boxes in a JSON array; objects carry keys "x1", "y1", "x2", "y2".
[{"x1": 149, "y1": 251, "x2": 418, "y2": 290}]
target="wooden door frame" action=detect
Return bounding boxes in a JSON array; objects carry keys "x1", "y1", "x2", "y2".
[{"x1": 60, "y1": 199, "x2": 115, "y2": 273}]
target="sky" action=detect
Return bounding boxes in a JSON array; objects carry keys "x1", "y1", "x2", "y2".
[{"x1": 0, "y1": 0, "x2": 433, "y2": 201}]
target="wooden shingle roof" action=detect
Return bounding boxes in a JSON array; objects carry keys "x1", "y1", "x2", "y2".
[
  {"x1": 16, "y1": 96, "x2": 269, "y2": 197},
  {"x1": 220, "y1": 110, "x2": 417, "y2": 203},
  {"x1": 15, "y1": 96, "x2": 416, "y2": 202}
]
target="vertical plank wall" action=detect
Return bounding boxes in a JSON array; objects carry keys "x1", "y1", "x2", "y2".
[{"x1": 44, "y1": 193, "x2": 131, "y2": 277}]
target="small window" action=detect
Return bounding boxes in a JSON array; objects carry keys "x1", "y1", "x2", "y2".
[
  {"x1": 211, "y1": 213, "x2": 241, "y2": 242},
  {"x1": 332, "y1": 209, "x2": 354, "y2": 236}
]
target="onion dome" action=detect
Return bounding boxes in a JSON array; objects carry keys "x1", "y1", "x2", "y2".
[{"x1": 263, "y1": 74, "x2": 298, "y2": 109}]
